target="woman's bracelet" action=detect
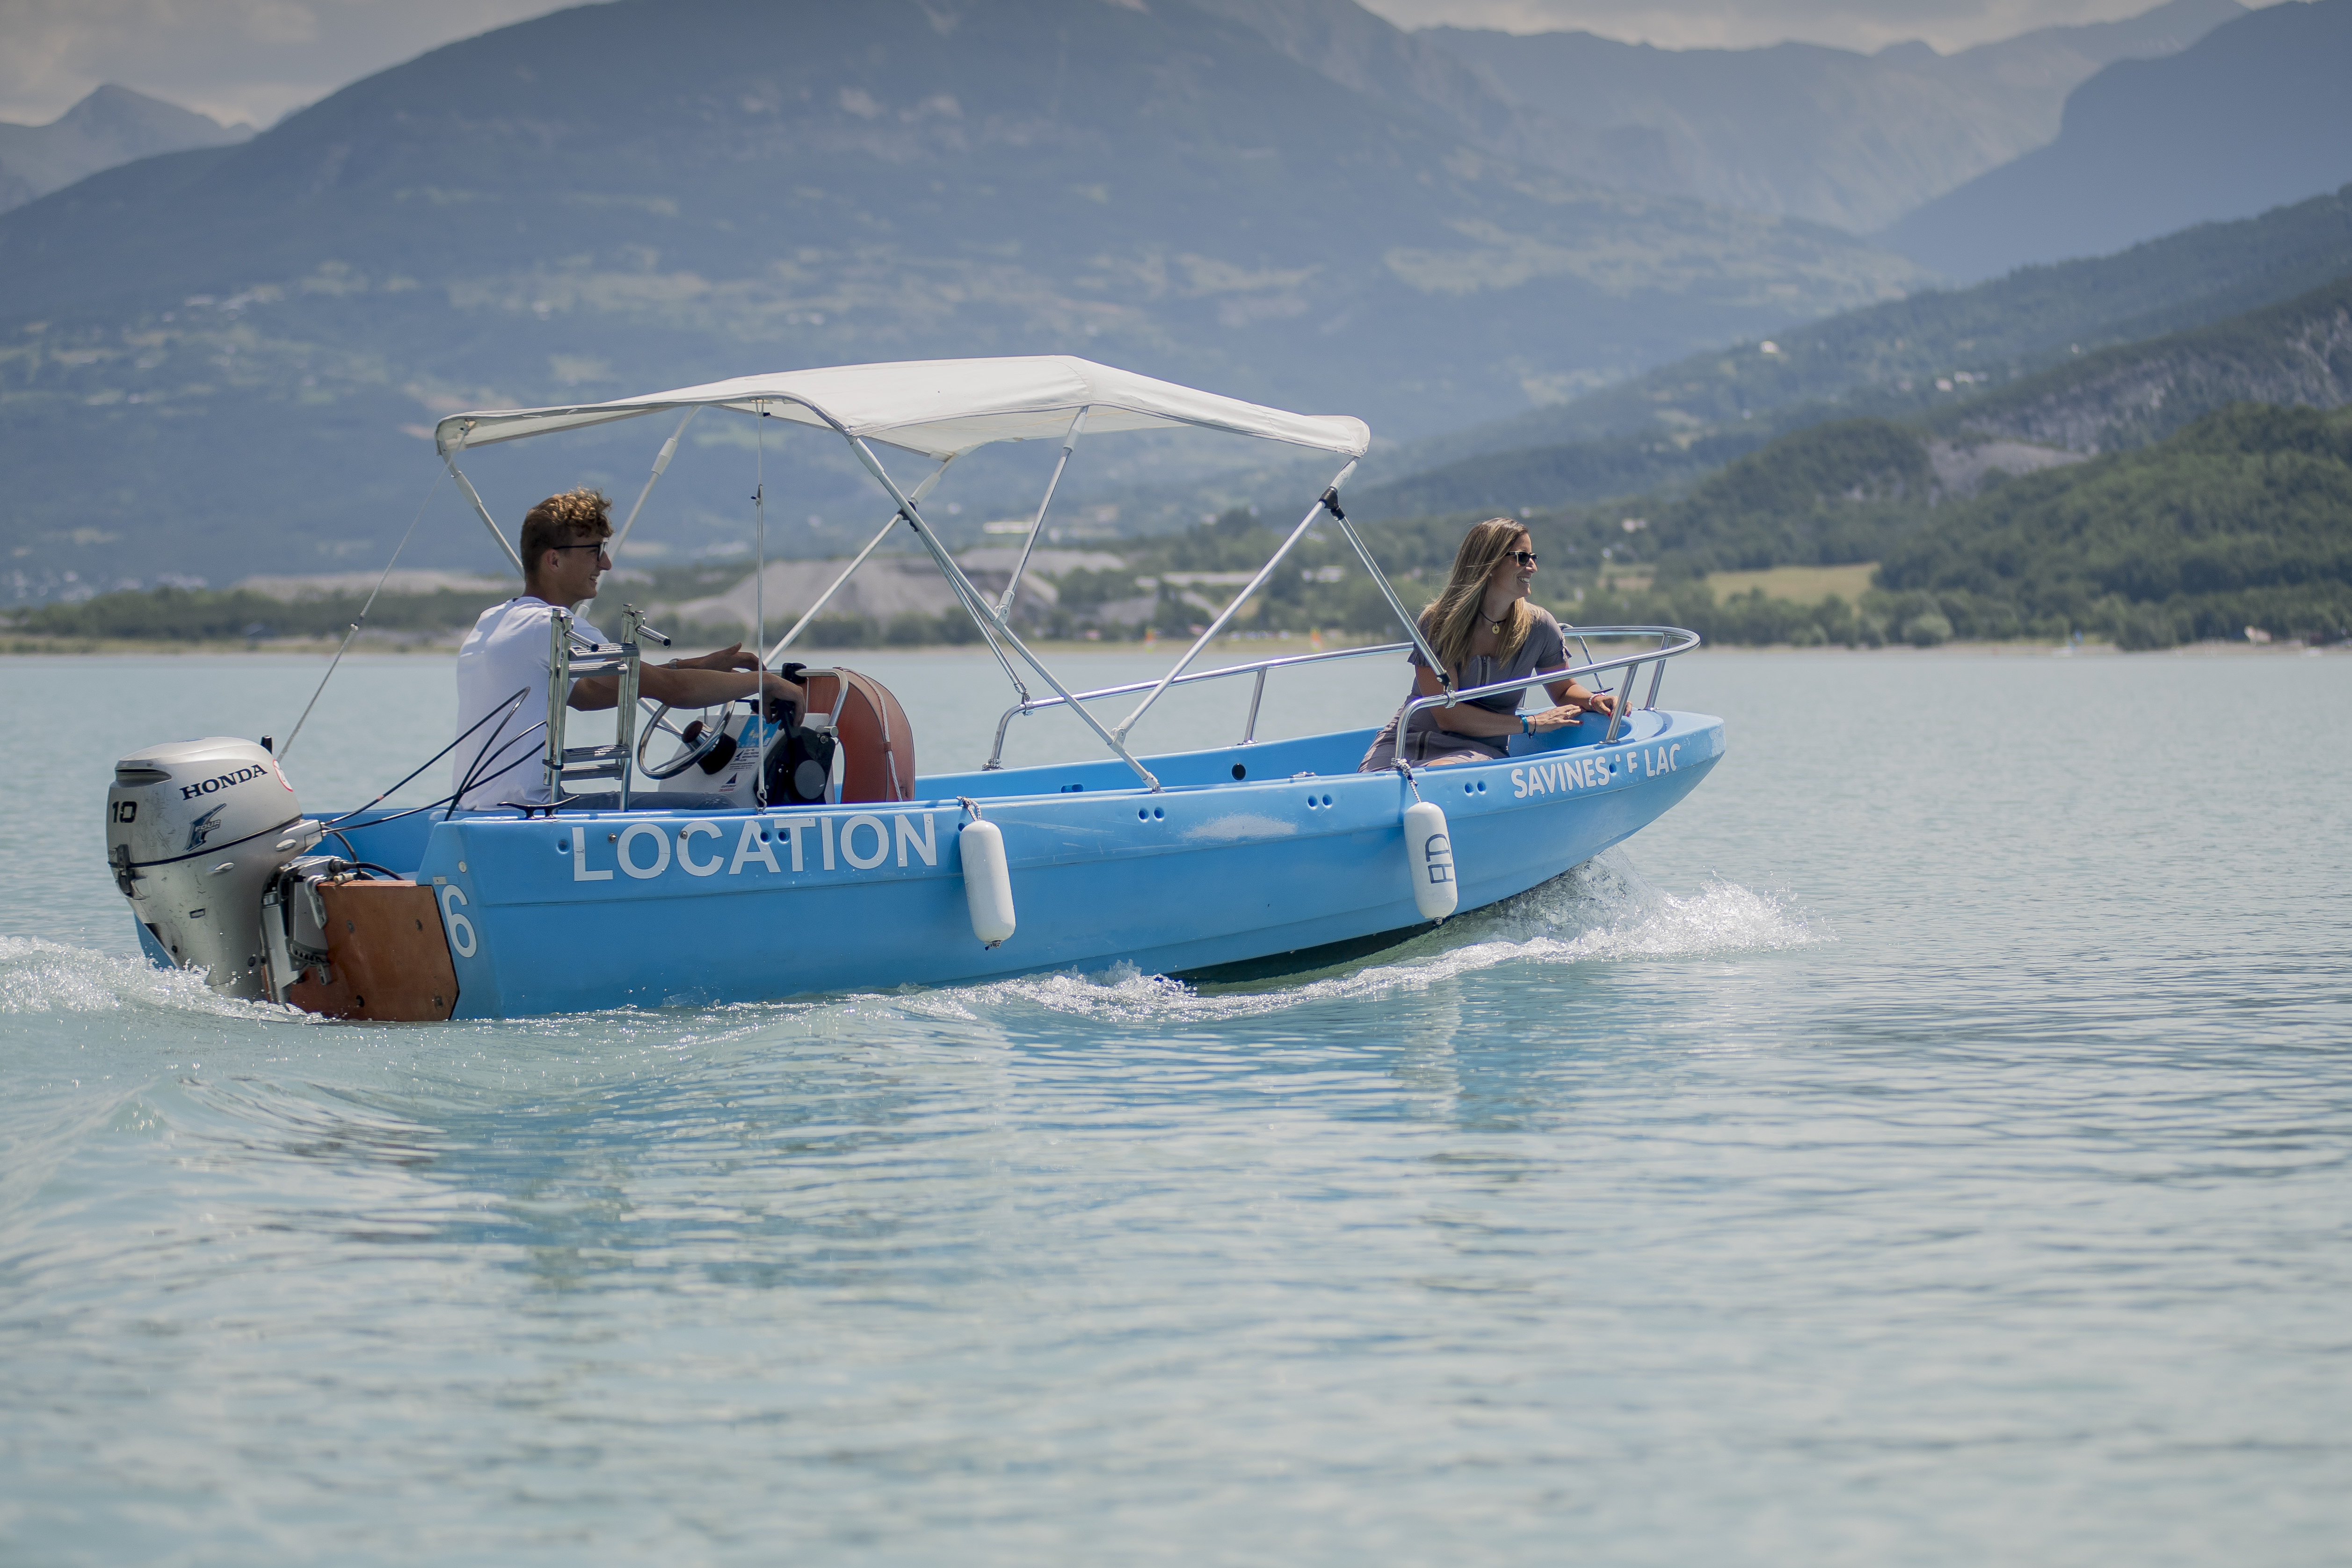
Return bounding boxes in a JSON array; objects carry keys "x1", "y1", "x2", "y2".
[{"x1": 1521, "y1": 714, "x2": 1533, "y2": 735}]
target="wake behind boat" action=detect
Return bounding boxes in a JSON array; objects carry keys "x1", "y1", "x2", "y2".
[{"x1": 102, "y1": 357, "x2": 1721, "y2": 1019}]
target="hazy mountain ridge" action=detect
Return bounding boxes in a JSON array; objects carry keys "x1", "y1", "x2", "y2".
[
  {"x1": 1884, "y1": 0, "x2": 2352, "y2": 281},
  {"x1": 0, "y1": 85, "x2": 251, "y2": 215},
  {"x1": 1192, "y1": 0, "x2": 1680, "y2": 196},
  {"x1": 1420, "y1": 0, "x2": 2243, "y2": 233}
]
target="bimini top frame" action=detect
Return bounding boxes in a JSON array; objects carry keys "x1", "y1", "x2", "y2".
[{"x1": 432, "y1": 356, "x2": 1438, "y2": 790}]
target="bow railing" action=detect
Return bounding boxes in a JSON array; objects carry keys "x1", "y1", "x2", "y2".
[{"x1": 984, "y1": 625, "x2": 1701, "y2": 769}]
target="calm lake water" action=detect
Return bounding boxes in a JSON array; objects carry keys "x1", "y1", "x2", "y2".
[{"x1": 3, "y1": 646, "x2": 2347, "y2": 1566}]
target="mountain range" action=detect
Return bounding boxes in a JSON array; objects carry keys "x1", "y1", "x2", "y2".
[
  {"x1": 1885, "y1": 0, "x2": 2352, "y2": 281},
  {"x1": 1421, "y1": 0, "x2": 2244, "y2": 234},
  {"x1": 0, "y1": 85, "x2": 250, "y2": 215},
  {"x1": 0, "y1": 0, "x2": 1924, "y2": 598},
  {"x1": 7, "y1": 0, "x2": 2351, "y2": 610}
]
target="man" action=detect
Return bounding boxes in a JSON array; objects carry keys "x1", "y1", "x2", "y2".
[{"x1": 451, "y1": 488, "x2": 800, "y2": 809}]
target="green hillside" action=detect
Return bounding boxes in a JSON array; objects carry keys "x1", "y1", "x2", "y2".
[
  {"x1": 1641, "y1": 419, "x2": 1934, "y2": 573},
  {"x1": 1933, "y1": 270, "x2": 2352, "y2": 453},
  {"x1": 1878, "y1": 403, "x2": 2352, "y2": 646},
  {"x1": 1540, "y1": 403, "x2": 2349, "y2": 649}
]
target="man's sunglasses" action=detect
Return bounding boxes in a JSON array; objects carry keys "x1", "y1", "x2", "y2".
[
  {"x1": 1508, "y1": 550, "x2": 1539, "y2": 567},
  {"x1": 549, "y1": 542, "x2": 610, "y2": 555}
]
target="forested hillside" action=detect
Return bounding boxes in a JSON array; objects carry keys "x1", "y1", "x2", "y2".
[
  {"x1": 1640, "y1": 420, "x2": 1937, "y2": 574},
  {"x1": 1934, "y1": 271, "x2": 2352, "y2": 454},
  {"x1": 1545, "y1": 403, "x2": 2352, "y2": 649},
  {"x1": 1878, "y1": 403, "x2": 2352, "y2": 646}
]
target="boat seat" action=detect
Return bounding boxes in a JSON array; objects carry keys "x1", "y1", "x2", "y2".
[{"x1": 803, "y1": 668, "x2": 915, "y2": 802}]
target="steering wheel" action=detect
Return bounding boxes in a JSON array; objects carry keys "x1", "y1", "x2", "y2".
[{"x1": 635, "y1": 697, "x2": 738, "y2": 780}]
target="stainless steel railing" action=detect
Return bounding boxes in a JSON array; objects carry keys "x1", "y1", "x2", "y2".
[
  {"x1": 983, "y1": 625, "x2": 1701, "y2": 769},
  {"x1": 1399, "y1": 625, "x2": 1701, "y2": 746}
]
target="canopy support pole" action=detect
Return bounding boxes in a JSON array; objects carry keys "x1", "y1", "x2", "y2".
[
  {"x1": 1321, "y1": 486, "x2": 1450, "y2": 690},
  {"x1": 765, "y1": 457, "x2": 954, "y2": 664},
  {"x1": 840, "y1": 432, "x2": 1159, "y2": 790},
  {"x1": 1111, "y1": 460, "x2": 1357, "y2": 743},
  {"x1": 996, "y1": 406, "x2": 1087, "y2": 616},
  {"x1": 753, "y1": 404, "x2": 767, "y2": 807},
  {"x1": 608, "y1": 408, "x2": 698, "y2": 561},
  {"x1": 444, "y1": 433, "x2": 526, "y2": 578}
]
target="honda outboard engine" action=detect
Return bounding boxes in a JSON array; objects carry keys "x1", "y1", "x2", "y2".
[{"x1": 106, "y1": 738, "x2": 321, "y2": 998}]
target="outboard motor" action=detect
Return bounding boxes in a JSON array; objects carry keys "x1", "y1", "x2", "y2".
[{"x1": 106, "y1": 737, "x2": 321, "y2": 998}]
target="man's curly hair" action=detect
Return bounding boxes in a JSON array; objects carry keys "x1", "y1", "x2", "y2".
[{"x1": 520, "y1": 488, "x2": 613, "y2": 572}]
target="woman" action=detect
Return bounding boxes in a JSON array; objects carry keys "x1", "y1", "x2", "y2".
[{"x1": 1357, "y1": 517, "x2": 1614, "y2": 771}]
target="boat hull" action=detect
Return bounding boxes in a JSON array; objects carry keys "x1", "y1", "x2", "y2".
[{"x1": 298, "y1": 708, "x2": 1721, "y2": 1018}]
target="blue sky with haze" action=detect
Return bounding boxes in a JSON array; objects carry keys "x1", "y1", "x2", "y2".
[{"x1": 0, "y1": 0, "x2": 2287, "y2": 126}]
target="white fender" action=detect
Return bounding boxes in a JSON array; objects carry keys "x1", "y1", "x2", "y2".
[
  {"x1": 1403, "y1": 799, "x2": 1457, "y2": 920},
  {"x1": 959, "y1": 818, "x2": 1016, "y2": 947}
]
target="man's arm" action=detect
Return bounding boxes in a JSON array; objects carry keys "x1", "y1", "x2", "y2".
[{"x1": 570, "y1": 664, "x2": 801, "y2": 711}]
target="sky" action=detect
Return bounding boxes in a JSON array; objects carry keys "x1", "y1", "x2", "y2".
[{"x1": 0, "y1": 0, "x2": 2272, "y2": 128}]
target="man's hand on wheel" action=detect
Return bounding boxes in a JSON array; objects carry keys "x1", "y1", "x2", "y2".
[{"x1": 669, "y1": 642, "x2": 762, "y2": 674}]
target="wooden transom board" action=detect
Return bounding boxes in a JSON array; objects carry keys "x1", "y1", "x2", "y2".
[{"x1": 285, "y1": 879, "x2": 459, "y2": 1021}]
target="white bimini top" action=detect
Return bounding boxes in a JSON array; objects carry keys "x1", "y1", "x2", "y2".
[{"x1": 432, "y1": 355, "x2": 1370, "y2": 461}]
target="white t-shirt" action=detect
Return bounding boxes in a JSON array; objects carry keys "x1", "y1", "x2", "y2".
[{"x1": 451, "y1": 597, "x2": 605, "y2": 808}]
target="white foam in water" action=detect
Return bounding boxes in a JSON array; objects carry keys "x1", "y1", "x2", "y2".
[
  {"x1": 1, "y1": 856, "x2": 1814, "y2": 1032},
  {"x1": 900, "y1": 850, "x2": 1822, "y2": 1026},
  {"x1": 0, "y1": 934, "x2": 298, "y2": 1022}
]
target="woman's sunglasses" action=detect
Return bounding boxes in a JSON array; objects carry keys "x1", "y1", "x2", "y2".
[{"x1": 1507, "y1": 550, "x2": 1538, "y2": 567}]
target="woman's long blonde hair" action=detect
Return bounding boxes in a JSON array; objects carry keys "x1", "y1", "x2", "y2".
[{"x1": 1421, "y1": 517, "x2": 1531, "y2": 675}]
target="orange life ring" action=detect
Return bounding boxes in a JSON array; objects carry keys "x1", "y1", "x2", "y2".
[{"x1": 799, "y1": 669, "x2": 915, "y2": 802}]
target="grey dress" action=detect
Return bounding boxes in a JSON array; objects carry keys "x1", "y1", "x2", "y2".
[{"x1": 1357, "y1": 606, "x2": 1571, "y2": 769}]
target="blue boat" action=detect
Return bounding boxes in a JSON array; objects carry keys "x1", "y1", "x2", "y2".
[{"x1": 104, "y1": 357, "x2": 1719, "y2": 1019}]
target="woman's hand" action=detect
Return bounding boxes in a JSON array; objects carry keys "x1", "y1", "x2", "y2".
[
  {"x1": 1524, "y1": 704, "x2": 1583, "y2": 733},
  {"x1": 1544, "y1": 682, "x2": 1616, "y2": 719},
  {"x1": 1522, "y1": 686, "x2": 1618, "y2": 732}
]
